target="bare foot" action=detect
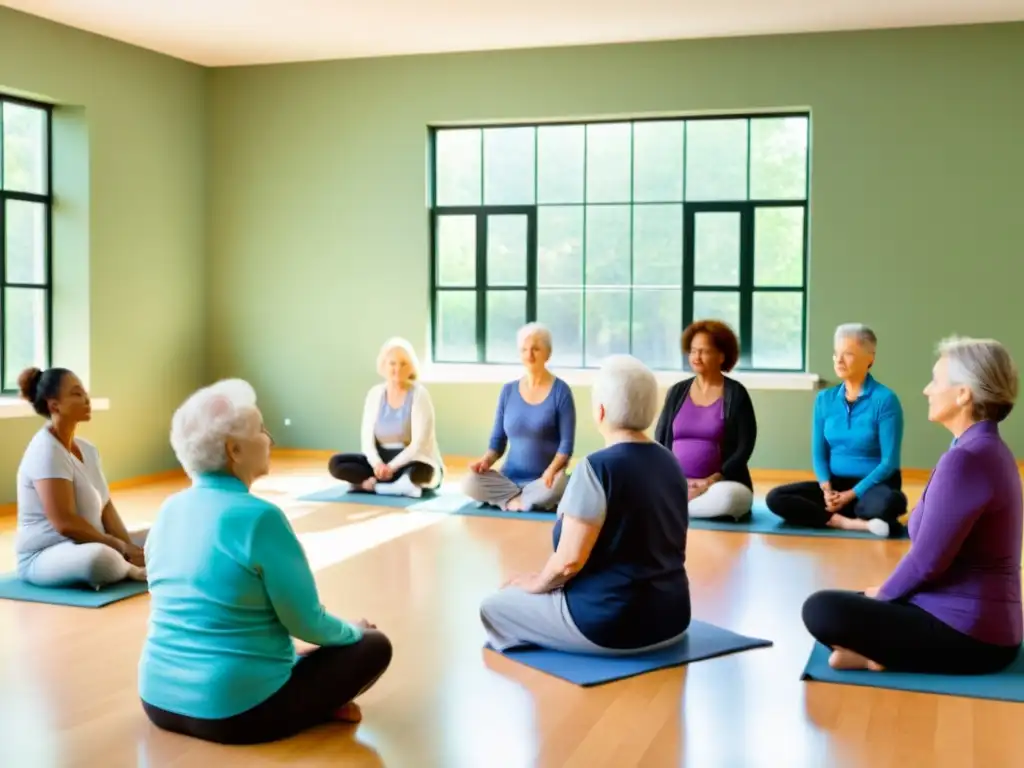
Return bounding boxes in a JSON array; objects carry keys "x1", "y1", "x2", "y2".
[
  {"x1": 828, "y1": 647, "x2": 877, "y2": 670},
  {"x1": 333, "y1": 702, "x2": 362, "y2": 723},
  {"x1": 825, "y1": 515, "x2": 869, "y2": 532},
  {"x1": 359, "y1": 478, "x2": 377, "y2": 492},
  {"x1": 504, "y1": 495, "x2": 524, "y2": 512}
]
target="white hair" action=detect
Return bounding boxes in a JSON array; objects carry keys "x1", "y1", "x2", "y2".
[
  {"x1": 834, "y1": 323, "x2": 877, "y2": 353},
  {"x1": 376, "y1": 337, "x2": 420, "y2": 380},
  {"x1": 938, "y1": 336, "x2": 1018, "y2": 423},
  {"x1": 517, "y1": 322, "x2": 552, "y2": 352},
  {"x1": 592, "y1": 354, "x2": 659, "y2": 431},
  {"x1": 170, "y1": 378, "x2": 260, "y2": 477}
]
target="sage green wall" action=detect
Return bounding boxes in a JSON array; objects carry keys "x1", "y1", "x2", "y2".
[
  {"x1": 0, "y1": 8, "x2": 207, "y2": 501},
  {"x1": 207, "y1": 23, "x2": 1024, "y2": 471}
]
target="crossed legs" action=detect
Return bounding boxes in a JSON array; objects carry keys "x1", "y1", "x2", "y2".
[
  {"x1": 461, "y1": 469, "x2": 568, "y2": 512},
  {"x1": 19, "y1": 529, "x2": 149, "y2": 589}
]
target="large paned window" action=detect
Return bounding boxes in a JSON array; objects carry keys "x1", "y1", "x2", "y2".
[
  {"x1": 429, "y1": 113, "x2": 809, "y2": 371},
  {"x1": 0, "y1": 95, "x2": 52, "y2": 392}
]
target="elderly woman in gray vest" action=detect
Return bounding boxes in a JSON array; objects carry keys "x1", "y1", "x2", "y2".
[{"x1": 327, "y1": 337, "x2": 444, "y2": 498}]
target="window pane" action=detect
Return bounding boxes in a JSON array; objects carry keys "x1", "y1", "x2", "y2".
[
  {"x1": 585, "y1": 205, "x2": 630, "y2": 286},
  {"x1": 633, "y1": 120, "x2": 683, "y2": 202},
  {"x1": 752, "y1": 291, "x2": 803, "y2": 370},
  {"x1": 435, "y1": 129, "x2": 481, "y2": 206},
  {"x1": 5, "y1": 199, "x2": 47, "y2": 284},
  {"x1": 434, "y1": 291, "x2": 477, "y2": 362},
  {"x1": 750, "y1": 117, "x2": 808, "y2": 201},
  {"x1": 685, "y1": 119, "x2": 748, "y2": 202},
  {"x1": 693, "y1": 211, "x2": 740, "y2": 286},
  {"x1": 633, "y1": 204, "x2": 682, "y2": 287},
  {"x1": 585, "y1": 122, "x2": 631, "y2": 203},
  {"x1": 483, "y1": 127, "x2": 535, "y2": 205},
  {"x1": 537, "y1": 125, "x2": 584, "y2": 204},
  {"x1": 538, "y1": 206, "x2": 583, "y2": 287},
  {"x1": 691, "y1": 291, "x2": 740, "y2": 347},
  {"x1": 754, "y1": 207, "x2": 805, "y2": 287},
  {"x1": 486, "y1": 291, "x2": 526, "y2": 363},
  {"x1": 3, "y1": 288, "x2": 48, "y2": 389},
  {"x1": 585, "y1": 289, "x2": 630, "y2": 366},
  {"x1": 435, "y1": 215, "x2": 476, "y2": 287},
  {"x1": 486, "y1": 214, "x2": 527, "y2": 287},
  {"x1": 631, "y1": 289, "x2": 682, "y2": 370},
  {"x1": 537, "y1": 289, "x2": 583, "y2": 367},
  {"x1": 2, "y1": 102, "x2": 48, "y2": 195}
]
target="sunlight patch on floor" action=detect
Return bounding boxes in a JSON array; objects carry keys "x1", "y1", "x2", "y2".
[
  {"x1": 252, "y1": 473, "x2": 336, "y2": 497},
  {"x1": 298, "y1": 511, "x2": 448, "y2": 572}
]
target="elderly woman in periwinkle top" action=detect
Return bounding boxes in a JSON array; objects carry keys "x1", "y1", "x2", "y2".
[
  {"x1": 765, "y1": 323, "x2": 908, "y2": 537},
  {"x1": 462, "y1": 322, "x2": 577, "y2": 512},
  {"x1": 327, "y1": 337, "x2": 444, "y2": 498},
  {"x1": 802, "y1": 337, "x2": 1022, "y2": 675},
  {"x1": 479, "y1": 355, "x2": 691, "y2": 656},
  {"x1": 138, "y1": 379, "x2": 392, "y2": 745}
]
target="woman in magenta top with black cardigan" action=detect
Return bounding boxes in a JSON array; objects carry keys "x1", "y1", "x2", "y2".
[
  {"x1": 654, "y1": 320, "x2": 757, "y2": 520},
  {"x1": 802, "y1": 336, "x2": 1022, "y2": 675}
]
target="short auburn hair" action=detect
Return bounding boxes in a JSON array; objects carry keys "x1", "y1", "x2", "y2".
[{"x1": 682, "y1": 320, "x2": 740, "y2": 373}]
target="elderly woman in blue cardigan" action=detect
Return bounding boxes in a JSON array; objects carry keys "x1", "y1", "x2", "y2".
[{"x1": 766, "y1": 323, "x2": 908, "y2": 537}]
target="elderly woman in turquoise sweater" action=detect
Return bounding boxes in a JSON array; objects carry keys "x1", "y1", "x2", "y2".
[{"x1": 138, "y1": 379, "x2": 392, "y2": 745}]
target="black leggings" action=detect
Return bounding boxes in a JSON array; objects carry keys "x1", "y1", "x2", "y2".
[
  {"x1": 142, "y1": 630, "x2": 393, "y2": 745},
  {"x1": 328, "y1": 445, "x2": 433, "y2": 487},
  {"x1": 803, "y1": 590, "x2": 1019, "y2": 674},
  {"x1": 765, "y1": 473, "x2": 907, "y2": 529}
]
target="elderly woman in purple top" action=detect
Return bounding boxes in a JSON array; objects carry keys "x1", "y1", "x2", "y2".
[{"x1": 802, "y1": 336, "x2": 1022, "y2": 675}]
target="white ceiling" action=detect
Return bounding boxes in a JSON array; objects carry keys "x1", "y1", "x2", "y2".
[{"x1": 3, "y1": 0, "x2": 1024, "y2": 67}]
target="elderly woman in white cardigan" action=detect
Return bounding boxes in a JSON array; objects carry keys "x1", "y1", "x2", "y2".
[{"x1": 327, "y1": 337, "x2": 444, "y2": 498}]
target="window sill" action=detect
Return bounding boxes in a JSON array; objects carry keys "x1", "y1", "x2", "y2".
[
  {"x1": 0, "y1": 397, "x2": 111, "y2": 420},
  {"x1": 420, "y1": 364, "x2": 820, "y2": 391}
]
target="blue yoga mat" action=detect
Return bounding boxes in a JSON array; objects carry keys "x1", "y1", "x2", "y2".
[
  {"x1": 0, "y1": 573, "x2": 148, "y2": 608},
  {"x1": 451, "y1": 501, "x2": 557, "y2": 522},
  {"x1": 688, "y1": 501, "x2": 908, "y2": 540},
  {"x1": 492, "y1": 620, "x2": 773, "y2": 686},
  {"x1": 297, "y1": 483, "x2": 439, "y2": 508},
  {"x1": 801, "y1": 642, "x2": 1024, "y2": 702}
]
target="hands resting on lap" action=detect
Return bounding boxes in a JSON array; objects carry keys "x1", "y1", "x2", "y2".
[{"x1": 821, "y1": 482, "x2": 856, "y2": 514}]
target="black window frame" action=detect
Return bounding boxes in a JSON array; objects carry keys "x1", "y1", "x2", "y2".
[
  {"x1": 0, "y1": 93, "x2": 54, "y2": 394},
  {"x1": 428, "y1": 111, "x2": 810, "y2": 373}
]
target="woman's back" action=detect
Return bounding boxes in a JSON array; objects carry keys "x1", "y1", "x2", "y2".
[
  {"x1": 555, "y1": 441, "x2": 690, "y2": 649},
  {"x1": 141, "y1": 473, "x2": 310, "y2": 720}
]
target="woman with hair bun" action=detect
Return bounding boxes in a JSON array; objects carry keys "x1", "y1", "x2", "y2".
[{"x1": 13, "y1": 366, "x2": 146, "y2": 588}]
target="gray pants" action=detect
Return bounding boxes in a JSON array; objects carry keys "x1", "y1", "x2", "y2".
[
  {"x1": 688, "y1": 481, "x2": 754, "y2": 520},
  {"x1": 480, "y1": 586, "x2": 688, "y2": 655},
  {"x1": 461, "y1": 469, "x2": 568, "y2": 511},
  {"x1": 18, "y1": 530, "x2": 148, "y2": 589}
]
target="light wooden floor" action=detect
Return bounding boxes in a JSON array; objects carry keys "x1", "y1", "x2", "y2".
[{"x1": 0, "y1": 457, "x2": 1021, "y2": 768}]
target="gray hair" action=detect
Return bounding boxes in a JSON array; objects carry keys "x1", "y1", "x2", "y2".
[
  {"x1": 517, "y1": 322, "x2": 552, "y2": 352},
  {"x1": 938, "y1": 336, "x2": 1018, "y2": 423},
  {"x1": 834, "y1": 323, "x2": 877, "y2": 353},
  {"x1": 376, "y1": 336, "x2": 420, "y2": 380},
  {"x1": 592, "y1": 354, "x2": 659, "y2": 431},
  {"x1": 170, "y1": 378, "x2": 261, "y2": 477}
]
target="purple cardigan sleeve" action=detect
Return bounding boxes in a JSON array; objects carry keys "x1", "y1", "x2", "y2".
[{"x1": 877, "y1": 449, "x2": 991, "y2": 601}]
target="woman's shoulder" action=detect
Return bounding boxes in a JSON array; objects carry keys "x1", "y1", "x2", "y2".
[
  {"x1": 20, "y1": 427, "x2": 69, "y2": 469},
  {"x1": 550, "y1": 376, "x2": 575, "y2": 398},
  {"x1": 868, "y1": 378, "x2": 901, "y2": 404}
]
